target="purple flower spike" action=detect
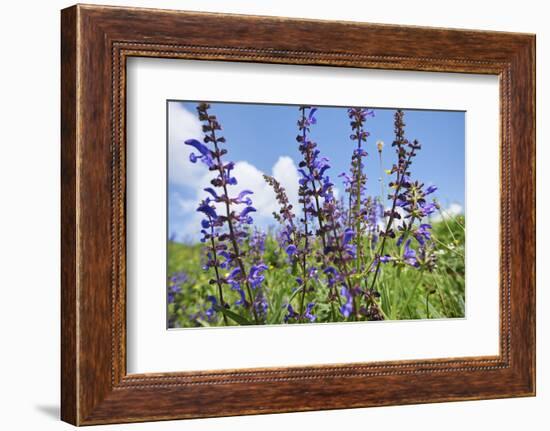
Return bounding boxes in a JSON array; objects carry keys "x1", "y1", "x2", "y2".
[{"x1": 184, "y1": 103, "x2": 269, "y2": 324}]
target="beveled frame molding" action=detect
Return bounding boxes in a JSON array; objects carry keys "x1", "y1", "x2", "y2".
[{"x1": 61, "y1": 4, "x2": 535, "y2": 425}]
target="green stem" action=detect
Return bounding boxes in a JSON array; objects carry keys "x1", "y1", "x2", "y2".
[
  {"x1": 298, "y1": 197, "x2": 310, "y2": 322},
  {"x1": 368, "y1": 151, "x2": 414, "y2": 292},
  {"x1": 432, "y1": 237, "x2": 464, "y2": 259},
  {"x1": 208, "y1": 232, "x2": 228, "y2": 326},
  {"x1": 437, "y1": 207, "x2": 459, "y2": 241}
]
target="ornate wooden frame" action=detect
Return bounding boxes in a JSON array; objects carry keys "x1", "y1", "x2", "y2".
[{"x1": 61, "y1": 4, "x2": 536, "y2": 425}]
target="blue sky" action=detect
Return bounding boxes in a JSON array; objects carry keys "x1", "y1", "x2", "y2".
[{"x1": 168, "y1": 101, "x2": 465, "y2": 243}]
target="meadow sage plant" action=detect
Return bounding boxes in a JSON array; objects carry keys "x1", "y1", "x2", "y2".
[
  {"x1": 185, "y1": 103, "x2": 268, "y2": 324},
  {"x1": 169, "y1": 103, "x2": 458, "y2": 327}
]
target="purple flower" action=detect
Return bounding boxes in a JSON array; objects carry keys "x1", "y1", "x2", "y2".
[
  {"x1": 228, "y1": 267, "x2": 241, "y2": 280},
  {"x1": 308, "y1": 108, "x2": 318, "y2": 125},
  {"x1": 197, "y1": 202, "x2": 218, "y2": 220},
  {"x1": 426, "y1": 185, "x2": 438, "y2": 195},
  {"x1": 248, "y1": 228, "x2": 266, "y2": 264},
  {"x1": 396, "y1": 234, "x2": 404, "y2": 247},
  {"x1": 185, "y1": 139, "x2": 214, "y2": 167},
  {"x1": 169, "y1": 272, "x2": 188, "y2": 285},
  {"x1": 286, "y1": 244, "x2": 297, "y2": 256},
  {"x1": 419, "y1": 201, "x2": 437, "y2": 216},
  {"x1": 344, "y1": 244, "x2": 357, "y2": 259},
  {"x1": 234, "y1": 287, "x2": 248, "y2": 307},
  {"x1": 204, "y1": 187, "x2": 219, "y2": 200},
  {"x1": 185, "y1": 138, "x2": 209, "y2": 155},
  {"x1": 304, "y1": 302, "x2": 316, "y2": 322},
  {"x1": 240, "y1": 206, "x2": 256, "y2": 217},
  {"x1": 403, "y1": 239, "x2": 419, "y2": 267},
  {"x1": 340, "y1": 287, "x2": 353, "y2": 318},
  {"x1": 414, "y1": 223, "x2": 432, "y2": 245},
  {"x1": 343, "y1": 228, "x2": 355, "y2": 245},
  {"x1": 254, "y1": 294, "x2": 269, "y2": 316},
  {"x1": 205, "y1": 295, "x2": 218, "y2": 319},
  {"x1": 239, "y1": 206, "x2": 257, "y2": 224},
  {"x1": 167, "y1": 284, "x2": 182, "y2": 303},
  {"x1": 396, "y1": 198, "x2": 407, "y2": 208},
  {"x1": 248, "y1": 263, "x2": 268, "y2": 289},
  {"x1": 235, "y1": 190, "x2": 254, "y2": 205},
  {"x1": 323, "y1": 266, "x2": 338, "y2": 276},
  {"x1": 323, "y1": 266, "x2": 339, "y2": 287},
  {"x1": 284, "y1": 304, "x2": 299, "y2": 322},
  {"x1": 315, "y1": 157, "x2": 331, "y2": 177}
]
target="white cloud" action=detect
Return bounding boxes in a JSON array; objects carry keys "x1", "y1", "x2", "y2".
[
  {"x1": 272, "y1": 156, "x2": 300, "y2": 210},
  {"x1": 383, "y1": 202, "x2": 464, "y2": 229},
  {"x1": 176, "y1": 197, "x2": 198, "y2": 213},
  {"x1": 168, "y1": 102, "x2": 209, "y2": 187},
  {"x1": 430, "y1": 202, "x2": 464, "y2": 222},
  {"x1": 207, "y1": 157, "x2": 300, "y2": 223},
  {"x1": 446, "y1": 203, "x2": 464, "y2": 216},
  {"x1": 167, "y1": 104, "x2": 335, "y2": 242},
  {"x1": 170, "y1": 151, "x2": 302, "y2": 241}
]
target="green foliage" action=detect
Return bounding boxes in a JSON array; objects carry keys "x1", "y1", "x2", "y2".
[{"x1": 167, "y1": 214, "x2": 465, "y2": 328}]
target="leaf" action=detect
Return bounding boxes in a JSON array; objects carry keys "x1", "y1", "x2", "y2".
[
  {"x1": 287, "y1": 285, "x2": 304, "y2": 304},
  {"x1": 213, "y1": 305, "x2": 253, "y2": 326},
  {"x1": 194, "y1": 318, "x2": 210, "y2": 327}
]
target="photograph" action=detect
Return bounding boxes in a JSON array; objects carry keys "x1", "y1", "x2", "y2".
[
  {"x1": 51, "y1": 2, "x2": 536, "y2": 426},
  {"x1": 167, "y1": 101, "x2": 466, "y2": 328}
]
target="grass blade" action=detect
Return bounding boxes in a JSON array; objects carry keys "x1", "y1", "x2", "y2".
[{"x1": 213, "y1": 305, "x2": 253, "y2": 326}]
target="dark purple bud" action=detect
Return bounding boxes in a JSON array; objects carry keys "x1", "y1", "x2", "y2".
[{"x1": 426, "y1": 185, "x2": 438, "y2": 195}]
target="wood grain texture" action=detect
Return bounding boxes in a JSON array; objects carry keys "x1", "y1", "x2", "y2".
[
  {"x1": 60, "y1": 5, "x2": 78, "y2": 425},
  {"x1": 60, "y1": 4, "x2": 536, "y2": 425}
]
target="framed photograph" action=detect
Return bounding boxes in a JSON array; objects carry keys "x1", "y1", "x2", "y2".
[{"x1": 61, "y1": 4, "x2": 535, "y2": 425}]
